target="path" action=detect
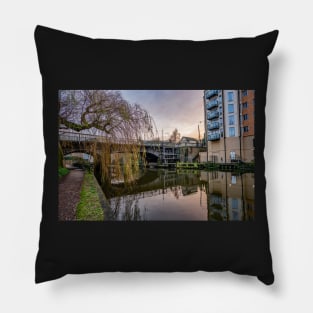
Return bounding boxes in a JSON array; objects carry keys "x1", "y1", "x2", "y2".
[{"x1": 58, "y1": 169, "x2": 85, "y2": 221}]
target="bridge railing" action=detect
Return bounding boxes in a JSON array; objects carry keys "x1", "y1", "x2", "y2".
[
  {"x1": 59, "y1": 131, "x2": 98, "y2": 142},
  {"x1": 59, "y1": 131, "x2": 142, "y2": 145},
  {"x1": 59, "y1": 131, "x2": 203, "y2": 149}
]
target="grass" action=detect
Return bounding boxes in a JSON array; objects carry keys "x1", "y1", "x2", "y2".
[
  {"x1": 76, "y1": 172, "x2": 104, "y2": 221},
  {"x1": 58, "y1": 167, "x2": 69, "y2": 178}
]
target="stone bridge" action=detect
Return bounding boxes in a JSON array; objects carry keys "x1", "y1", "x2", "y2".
[{"x1": 59, "y1": 131, "x2": 181, "y2": 163}]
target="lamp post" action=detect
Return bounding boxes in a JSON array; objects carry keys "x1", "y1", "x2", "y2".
[
  {"x1": 198, "y1": 121, "x2": 203, "y2": 147},
  {"x1": 162, "y1": 129, "x2": 170, "y2": 164}
]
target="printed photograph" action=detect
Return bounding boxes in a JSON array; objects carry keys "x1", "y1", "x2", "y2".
[{"x1": 58, "y1": 90, "x2": 255, "y2": 221}]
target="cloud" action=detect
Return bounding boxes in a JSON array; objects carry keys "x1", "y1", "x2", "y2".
[{"x1": 120, "y1": 90, "x2": 204, "y2": 139}]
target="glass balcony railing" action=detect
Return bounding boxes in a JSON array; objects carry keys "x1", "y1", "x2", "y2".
[
  {"x1": 207, "y1": 110, "x2": 219, "y2": 120},
  {"x1": 208, "y1": 133, "x2": 220, "y2": 141},
  {"x1": 205, "y1": 90, "x2": 219, "y2": 99},
  {"x1": 207, "y1": 99, "x2": 219, "y2": 109},
  {"x1": 208, "y1": 122, "x2": 220, "y2": 130}
]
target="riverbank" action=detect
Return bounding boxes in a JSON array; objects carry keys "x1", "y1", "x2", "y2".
[
  {"x1": 58, "y1": 169, "x2": 84, "y2": 221},
  {"x1": 58, "y1": 169, "x2": 107, "y2": 221},
  {"x1": 150, "y1": 161, "x2": 255, "y2": 172},
  {"x1": 76, "y1": 172, "x2": 105, "y2": 221}
]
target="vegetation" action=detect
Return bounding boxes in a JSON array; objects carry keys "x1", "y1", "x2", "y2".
[
  {"x1": 58, "y1": 143, "x2": 64, "y2": 168},
  {"x1": 169, "y1": 128, "x2": 180, "y2": 143},
  {"x1": 59, "y1": 90, "x2": 153, "y2": 135},
  {"x1": 58, "y1": 167, "x2": 69, "y2": 178},
  {"x1": 76, "y1": 172, "x2": 104, "y2": 221},
  {"x1": 58, "y1": 90, "x2": 155, "y2": 185}
]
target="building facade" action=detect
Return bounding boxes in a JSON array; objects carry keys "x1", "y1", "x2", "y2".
[
  {"x1": 240, "y1": 89, "x2": 255, "y2": 162},
  {"x1": 204, "y1": 90, "x2": 255, "y2": 163}
]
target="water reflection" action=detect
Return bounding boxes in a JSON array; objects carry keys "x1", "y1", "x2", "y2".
[{"x1": 103, "y1": 169, "x2": 255, "y2": 221}]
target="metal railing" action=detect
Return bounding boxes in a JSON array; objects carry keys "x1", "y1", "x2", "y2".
[
  {"x1": 205, "y1": 90, "x2": 219, "y2": 99},
  {"x1": 208, "y1": 121, "x2": 220, "y2": 130},
  {"x1": 207, "y1": 111, "x2": 219, "y2": 120},
  {"x1": 208, "y1": 133, "x2": 220, "y2": 141},
  {"x1": 59, "y1": 131, "x2": 204, "y2": 148},
  {"x1": 207, "y1": 99, "x2": 219, "y2": 109},
  {"x1": 59, "y1": 131, "x2": 98, "y2": 142},
  {"x1": 59, "y1": 131, "x2": 139, "y2": 145}
]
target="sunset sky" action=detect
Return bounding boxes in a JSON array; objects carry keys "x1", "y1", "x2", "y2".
[{"x1": 120, "y1": 90, "x2": 205, "y2": 140}]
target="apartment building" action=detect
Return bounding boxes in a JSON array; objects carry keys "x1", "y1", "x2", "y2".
[
  {"x1": 240, "y1": 89, "x2": 255, "y2": 162},
  {"x1": 204, "y1": 89, "x2": 255, "y2": 163}
]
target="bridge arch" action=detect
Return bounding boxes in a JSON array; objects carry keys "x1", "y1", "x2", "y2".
[
  {"x1": 63, "y1": 151, "x2": 94, "y2": 168},
  {"x1": 63, "y1": 149, "x2": 93, "y2": 156},
  {"x1": 142, "y1": 151, "x2": 159, "y2": 163}
]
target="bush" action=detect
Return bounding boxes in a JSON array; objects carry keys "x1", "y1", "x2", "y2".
[{"x1": 58, "y1": 167, "x2": 69, "y2": 177}]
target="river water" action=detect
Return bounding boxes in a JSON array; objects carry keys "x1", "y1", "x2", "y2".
[{"x1": 103, "y1": 169, "x2": 255, "y2": 221}]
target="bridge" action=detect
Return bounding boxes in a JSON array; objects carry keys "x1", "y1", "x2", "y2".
[{"x1": 59, "y1": 130, "x2": 182, "y2": 164}]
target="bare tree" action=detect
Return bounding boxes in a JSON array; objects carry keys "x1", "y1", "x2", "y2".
[
  {"x1": 169, "y1": 128, "x2": 180, "y2": 143},
  {"x1": 59, "y1": 90, "x2": 153, "y2": 140},
  {"x1": 58, "y1": 90, "x2": 155, "y2": 184}
]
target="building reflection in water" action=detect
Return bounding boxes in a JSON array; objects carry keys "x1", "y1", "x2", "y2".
[
  {"x1": 105, "y1": 169, "x2": 255, "y2": 221},
  {"x1": 200, "y1": 171, "x2": 255, "y2": 221}
]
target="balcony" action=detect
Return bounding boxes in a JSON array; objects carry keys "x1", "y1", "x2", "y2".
[
  {"x1": 205, "y1": 90, "x2": 219, "y2": 99},
  {"x1": 207, "y1": 110, "x2": 219, "y2": 120},
  {"x1": 208, "y1": 121, "x2": 220, "y2": 130},
  {"x1": 208, "y1": 133, "x2": 220, "y2": 141},
  {"x1": 207, "y1": 99, "x2": 219, "y2": 109}
]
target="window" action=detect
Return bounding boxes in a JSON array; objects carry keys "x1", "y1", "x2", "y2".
[
  {"x1": 231, "y1": 175, "x2": 237, "y2": 184},
  {"x1": 227, "y1": 91, "x2": 234, "y2": 102},
  {"x1": 229, "y1": 127, "x2": 235, "y2": 137},
  {"x1": 228, "y1": 103, "x2": 234, "y2": 113},
  {"x1": 243, "y1": 114, "x2": 248, "y2": 120},
  {"x1": 229, "y1": 115, "x2": 235, "y2": 125},
  {"x1": 242, "y1": 102, "x2": 248, "y2": 109},
  {"x1": 243, "y1": 126, "x2": 249, "y2": 132},
  {"x1": 232, "y1": 211, "x2": 239, "y2": 220},
  {"x1": 231, "y1": 198, "x2": 238, "y2": 209},
  {"x1": 242, "y1": 90, "x2": 248, "y2": 96}
]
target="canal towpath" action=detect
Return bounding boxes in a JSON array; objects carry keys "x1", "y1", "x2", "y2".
[{"x1": 58, "y1": 169, "x2": 84, "y2": 221}]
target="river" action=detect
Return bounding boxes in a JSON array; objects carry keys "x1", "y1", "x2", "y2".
[{"x1": 102, "y1": 169, "x2": 255, "y2": 221}]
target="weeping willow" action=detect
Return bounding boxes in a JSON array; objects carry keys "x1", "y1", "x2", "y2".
[{"x1": 58, "y1": 90, "x2": 155, "y2": 189}]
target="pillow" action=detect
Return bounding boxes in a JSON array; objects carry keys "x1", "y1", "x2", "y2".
[{"x1": 34, "y1": 25, "x2": 278, "y2": 285}]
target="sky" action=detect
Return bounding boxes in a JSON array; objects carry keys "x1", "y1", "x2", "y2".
[{"x1": 120, "y1": 90, "x2": 205, "y2": 140}]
